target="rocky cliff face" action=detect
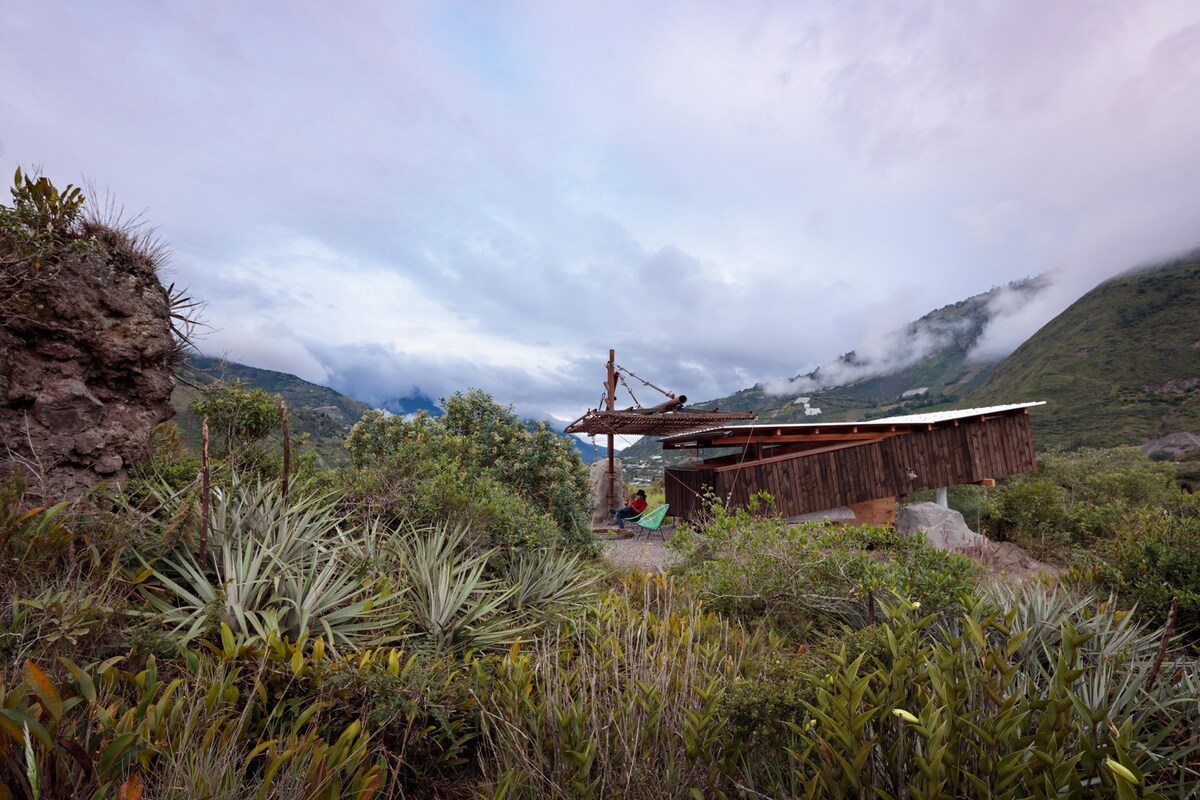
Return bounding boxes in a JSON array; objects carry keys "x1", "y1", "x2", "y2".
[{"x1": 1, "y1": 232, "x2": 176, "y2": 502}]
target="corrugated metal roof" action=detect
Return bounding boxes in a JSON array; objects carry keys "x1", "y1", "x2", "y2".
[{"x1": 659, "y1": 401, "x2": 1046, "y2": 442}]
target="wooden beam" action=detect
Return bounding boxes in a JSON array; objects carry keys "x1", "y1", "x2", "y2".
[
  {"x1": 709, "y1": 438, "x2": 880, "y2": 472},
  {"x1": 665, "y1": 431, "x2": 905, "y2": 449},
  {"x1": 606, "y1": 349, "x2": 616, "y2": 515}
]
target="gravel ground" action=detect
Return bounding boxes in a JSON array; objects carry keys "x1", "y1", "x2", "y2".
[{"x1": 600, "y1": 525, "x2": 680, "y2": 572}]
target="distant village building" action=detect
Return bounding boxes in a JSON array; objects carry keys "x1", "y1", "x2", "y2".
[
  {"x1": 901, "y1": 387, "x2": 929, "y2": 398},
  {"x1": 792, "y1": 396, "x2": 823, "y2": 416}
]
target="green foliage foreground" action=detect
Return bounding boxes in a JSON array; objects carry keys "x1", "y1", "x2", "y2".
[
  {"x1": 4, "y1": 482, "x2": 1200, "y2": 796},
  {"x1": 477, "y1": 577, "x2": 1200, "y2": 798},
  {"x1": 981, "y1": 447, "x2": 1200, "y2": 639},
  {"x1": 3, "y1": 385, "x2": 1200, "y2": 796}
]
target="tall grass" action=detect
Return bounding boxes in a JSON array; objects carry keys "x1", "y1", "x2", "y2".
[{"x1": 477, "y1": 572, "x2": 755, "y2": 799}]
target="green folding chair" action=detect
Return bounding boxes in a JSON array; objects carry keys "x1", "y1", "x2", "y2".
[{"x1": 633, "y1": 504, "x2": 670, "y2": 540}]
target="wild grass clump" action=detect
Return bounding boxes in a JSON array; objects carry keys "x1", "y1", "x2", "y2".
[
  {"x1": 343, "y1": 389, "x2": 597, "y2": 556},
  {"x1": 979, "y1": 447, "x2": 1200, "y2": 638},
  {"x1": 981, "y1": 446, "x2": 1182, "y2": 558},
  {"x1": 477, "y1": 572, "x2": 756, "y2": 798}
]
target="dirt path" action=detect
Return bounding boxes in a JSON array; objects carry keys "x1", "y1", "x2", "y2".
[{"x1": 600, "y1": 526, "x2": 680, "y2": 573}]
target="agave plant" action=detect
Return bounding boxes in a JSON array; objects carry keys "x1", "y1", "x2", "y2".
[
  {"x1": 982, "y1": 583, "x2": 1200, "y2": 778},
  {"x1": 135, "y1": 481, "x2": 407, "y2": 652},
  {"x1": 502, "y1": 549, "x2": 604, "y2": 615},
  {"x1": 386, "y1": 523, "x2": 528, "y2": 652}
]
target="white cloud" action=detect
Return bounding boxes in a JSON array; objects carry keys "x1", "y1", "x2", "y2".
[{"x1": 3, "y1": 0, "x2": 1198, "y2": 416}]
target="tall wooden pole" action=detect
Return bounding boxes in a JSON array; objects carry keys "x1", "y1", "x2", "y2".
[{"x1": 606, "y1": 348, "x2": 616, "y2": 516}]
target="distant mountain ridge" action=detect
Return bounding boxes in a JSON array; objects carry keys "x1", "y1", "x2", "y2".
[
  {"x1": 172, "y1": 357, "x2": 612, "y2": 464},
  {"x1": 964, "y1": 254, "x2": 1200, "y2": 449},
  {"x1": 380, "y1": 392, "x2": 441, "y2": 417},
  {"x1": 724, "y1": 277, "x2": 1044, "y2": 423}
]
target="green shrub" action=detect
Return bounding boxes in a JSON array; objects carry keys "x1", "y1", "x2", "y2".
[
  {"x1": 780, "y1": 591, "x2": 1200, "y2": 798},
  {"x1": 671, "y1": 500, "x2": 979, "y2": 637},
  {"x1": 344, "y1": 390, "x2": 597, "y2": 555},
  {"x1": 0, "y1": 167, "x2": 96, "y2": 271},
  {"x1": 722, "y1": 625, "x2": 889, "y2": 754},
  {"x1": 982, "y1": 446, "x2": 1186, "y2": 560},
  {"x1": 315, "y1": 643, "x2": 482, "y2": 786},
  {"x1": 1092, "y1": 499, "x2": 1200, "y2": 640},
  {"x1": 190, "y1": 380, "x2": 283, "y2": 455}
]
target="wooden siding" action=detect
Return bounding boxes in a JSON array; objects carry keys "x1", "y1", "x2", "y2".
[
  {"x1": 848, "y1": 497, "x2": 897, "y2": 526},
  {"x1": 665, "y1": 413, "x2": 1037, "y2": 522}
]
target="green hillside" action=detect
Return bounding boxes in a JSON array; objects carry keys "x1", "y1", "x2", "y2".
[
  {"x1": 964, "y1": 256, "x2": 1200, "y2": 449},
  {"x1": 171, "y1": 356, "x2": 372, "y2": 466}
]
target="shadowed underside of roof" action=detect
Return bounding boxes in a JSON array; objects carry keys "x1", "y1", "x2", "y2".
[{"x1": 564, "y1": 409, "x2": 756, "y2": 437}]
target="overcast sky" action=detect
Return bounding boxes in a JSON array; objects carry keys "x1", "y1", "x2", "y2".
[{"x1": 3, "y1": 1, "x2": 1198, "y2": 429}]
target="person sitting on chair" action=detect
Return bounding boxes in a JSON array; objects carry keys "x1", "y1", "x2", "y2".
[{"x1": 613, "y1": 490, "x2": 648, "y2": 529}]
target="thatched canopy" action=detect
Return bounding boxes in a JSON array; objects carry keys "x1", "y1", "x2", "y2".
[{"x1": 564, "y1": 409, "x2": 755, "y2": 437}]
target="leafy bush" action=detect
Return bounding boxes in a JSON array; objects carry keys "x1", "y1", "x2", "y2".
[
  {"x1": 190, "y1": 379, "x2": 283, "y2": 455},
  {"x1": 779, "y1": 590, "x2": 1200, "y2": 798},
  {"x1": 722, "y1": 625, "x2": 889, "y2": 754},
  {"x1": 671, "y1": 499, "x2": 979, "y2": 636},
  {"x1": 982, "y1": 447, "x2": 1183, "y2": 559},
  {"x1": 345, "y1": 390, "x2": 596, "y2": 555},
  {"x1": 0, "y1": 649, "x2": 387, "y2": 798},
  {"x1": 1091, "y1": 499, "x2": 1200, "y2": 640},
  {"x1": 0, "y1": 167, "x2": 93, "y2": 268}
]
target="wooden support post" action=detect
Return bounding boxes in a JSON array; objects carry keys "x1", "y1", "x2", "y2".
[{"x1": 606, "y1": 349, "x2": 616, "y2": 517}]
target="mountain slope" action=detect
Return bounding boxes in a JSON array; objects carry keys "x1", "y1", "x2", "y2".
[
  {"x1": 687, "y1": 278, "x2": 1042, "y2": 423},
  {"x1": 171, "y1": 356, "x2": 373, "y2": 465},
  {"x1": 964, "y1": 256, "x2": 1200, "y2": 449},
  {"x1": 173, "y1": 357, "x2": 611, "y2": 465}
]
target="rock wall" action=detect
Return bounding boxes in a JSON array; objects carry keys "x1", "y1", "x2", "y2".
[{"x1": 1, "y1": 243, "x2": 176, "y2": 502}]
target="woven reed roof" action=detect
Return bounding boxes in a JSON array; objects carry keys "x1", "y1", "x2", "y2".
[{"x1": 564, "y1": 409, "x2": 756, "y2": 437}]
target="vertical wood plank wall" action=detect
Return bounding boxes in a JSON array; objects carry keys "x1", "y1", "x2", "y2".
[{"x1": 665, "y1": 413, "x2": 1037, "y2": 521}]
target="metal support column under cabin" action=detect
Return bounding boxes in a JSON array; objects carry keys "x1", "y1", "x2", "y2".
[{"x1": 936, "y1": 487, "x2": 948, "y2": 507}]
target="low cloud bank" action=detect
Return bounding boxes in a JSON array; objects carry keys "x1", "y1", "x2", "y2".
[{"x1": 764, "y1": 302, "x2": 978, "y2": 396}]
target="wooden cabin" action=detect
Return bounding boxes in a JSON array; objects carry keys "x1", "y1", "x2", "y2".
[{"x1": 662, "y1": 402, "x2": 1044, "y2": 525}]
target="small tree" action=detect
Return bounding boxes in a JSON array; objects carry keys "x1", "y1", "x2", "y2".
[
  {"x1": 190, "y1": 380, "x2": 282, "y2": 456},
  {"x1": 345, "y1": 390, "x2": 595, "y2": 554}
]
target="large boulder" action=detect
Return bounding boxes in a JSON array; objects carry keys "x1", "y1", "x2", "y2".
[
  {"x1": 895, "y1": 502, "x2": 988, "y2": 551},
  {"x1": 897, "y1": 501, "x2": 1054, "y2": 577},
  {"x1": 1, "y1": 234, "x2": 176, "y2": 502},
  {"x1": 589, "y1": 457, "x2": 625, "y2": 526},
  {"x1": 1140, "y1": 432, "x2": 1200, "y2": 460}
]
